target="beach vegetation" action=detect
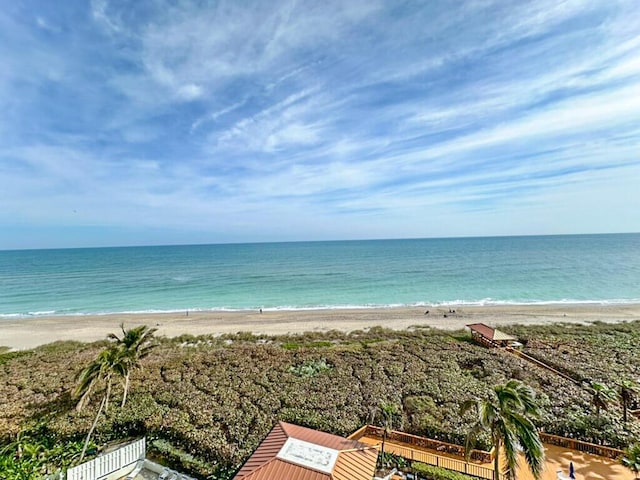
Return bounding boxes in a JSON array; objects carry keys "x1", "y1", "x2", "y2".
[
  {"x1": 0, "y1": 349, "x2": 32, "y2": 365},
  {"x1": 461, "y1": 379, "x2": 545, "y2": 480},
  {"x1": 618, "y1": 379, "x2": 639, "y2": 425},
  {"x1": 289, "y1": 358, "x2": 333, "y2": 377},
  {"x1": 589, "y1": 381, "x2": 616, "y2": 423},
  {"x1": 621, "y1": 443, "x2": 640, "y2": 480},
  {"x1": 411, "y1": 462, "x2": 478, "y2": 480},
  {"x1": 72, "y1": 325, "x2": 156, "y2": 462},
  {"x1": 107, "y1": 324, "x2": 157, "y2": 407},
  {"x1": 38, "y1": 340, "x2": 87, "y2": 354},
  {"x1": 74, "y1": 344, "x2": 127, "y2": 461},
  {"x1": 374, "y1": 401, "x2": 401, "y2": 469},
  {"x1": 0, "y1": 425, "x2": 90, "y2": 480},
  {"x1": 1, "y1": 321, "x2": 640, "y2": 479},
  {"x1": 282, "y1": 340, "x2": 334, "y2": 349}
]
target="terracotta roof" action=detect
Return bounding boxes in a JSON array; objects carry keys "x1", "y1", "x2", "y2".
[
  {"x1": 467, "y1": 323, "x2": 515, "y2": 341},
  {"x1": 233, "y1": 422, "x2": 378, "y2": 480}
]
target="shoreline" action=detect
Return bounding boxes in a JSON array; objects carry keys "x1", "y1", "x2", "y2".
[{"x1": 1, "y1": 303, "x2": 639, "y2": 351}]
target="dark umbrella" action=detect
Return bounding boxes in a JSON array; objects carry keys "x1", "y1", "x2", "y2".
[{"x1": 569, "y1": 462, "x2": 575, "y2": 479}]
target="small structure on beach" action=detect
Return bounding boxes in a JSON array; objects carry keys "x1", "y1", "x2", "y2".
[
  {"x1": 233, "y1": 421, "x2": 378, "y2": 480},
  {"x1": 467, "y1": 323, "x2": 521, "y2": 348}
]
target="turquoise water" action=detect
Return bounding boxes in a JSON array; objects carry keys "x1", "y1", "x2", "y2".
[{"x1": 0, "y1": 234, "x2": 639, "y2": 317}]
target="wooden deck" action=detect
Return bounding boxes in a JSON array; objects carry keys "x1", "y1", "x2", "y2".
[
  {"x1": 356, "y1": 435, "x2": 495, "y2": 479},
  {"x1": 350, "y1": 426, "x2": 495, "y2": 480},
  {"x1": 351, "y1": 427, "x2": 631, "y2": 480}
]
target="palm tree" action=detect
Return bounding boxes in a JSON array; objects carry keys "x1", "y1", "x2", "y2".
[
  {"x1": 461, "y1": 379, "x2": 545, "y2": 480},
  {"x1": 75, "y1": 345, "x2": 125, "y2": 413},
  {"x1": 621, "y1": 443, "x2": 640, "y2": 480},
  {"x1": 618, "y1": 379, "x2": 639, "y2": 425},
  {"x1": 375, "y1": 401, "x2": 400, "y2": 469},
  {"x1": 108, "y1": 324, "x2": 157, "y2": 407},
  {"x1": 589, "y1": 381, "x2": 616, "y2": 422},
  {"x1": 74, "y1": 344, "x2": 126, "y2": 461}
]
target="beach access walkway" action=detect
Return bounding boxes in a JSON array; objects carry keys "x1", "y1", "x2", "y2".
[{"x1": 350, "y1": 426, "x2": 631, "y2": 480}]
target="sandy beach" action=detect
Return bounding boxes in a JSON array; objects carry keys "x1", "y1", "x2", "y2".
[{"x1": 2, "y1": 303, "x2": 639, "y2": 351}]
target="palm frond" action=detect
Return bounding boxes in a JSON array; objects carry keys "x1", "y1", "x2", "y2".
[
  {"x1": 500, "y1": 425, "x2": 520, "y2": 480},
  {"x1": 510, "y1": 412, "x2": 545, "y2": 479},
  {"x1": 464, "y1": 421, "x2": 484, "y2": 462},
  {"x1": 459, "y1": 399, "x2": 479, "y2": 416}
]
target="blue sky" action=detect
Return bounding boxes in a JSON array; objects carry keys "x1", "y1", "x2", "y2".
[{"x1": 1, "y1": 0, "x2": 639, "y2": 249}]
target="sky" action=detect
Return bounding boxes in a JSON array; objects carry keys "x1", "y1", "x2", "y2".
[{"x1": 1, "y1": 0, "x2": 640, "y2": 249}]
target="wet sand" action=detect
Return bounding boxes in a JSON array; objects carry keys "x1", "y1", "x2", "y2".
[{"x1": 1, "y1": 303, "x2": 639, "y2": 351}]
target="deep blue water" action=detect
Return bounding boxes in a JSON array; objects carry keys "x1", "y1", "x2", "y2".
[{"x1": 0, "y1": 234, "x2": 639, "y2": 317}]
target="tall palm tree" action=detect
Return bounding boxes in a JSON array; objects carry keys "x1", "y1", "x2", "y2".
[
  {"x1": 618, "y1": 379, "x2": 639, "y2": 425},
  {"x1": 108, "y1": 324, "x2": 157, "y2": 407},
  {"x1": 375, "y1": 401, "x2": 400, "y2": 469},
  {"x1": 74, "y1": 344, "x2": 126, "y2": 461},
  {"x1": 75, "y1": 345, "x2": 125, "y2": 413},
  {"x1": 461, "y1": 380, "x2": 545, "y2": 480},
  {"x1": 621, "y1": 443, "x2": 640, "y2": 480},
  {"x1": 589, "y1": 381, "x2": 616, "y2": 422}
]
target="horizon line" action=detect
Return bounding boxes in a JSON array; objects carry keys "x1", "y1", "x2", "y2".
[{"x1": 1, "y1": 231, "x2": 638, "y2": 253}]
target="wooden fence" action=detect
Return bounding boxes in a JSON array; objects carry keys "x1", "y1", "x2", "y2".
[
  {"x1": 66, "y1": 438, "x2": 145, "y2": 480},
  {"x1": 505, "y1": 347, "x2": 582, "y2": 386},
  {"x1": 353, "y1": 425, "x2": 494, "y2": 464},
  {"x1": 539, "y1": 433, "x2": 623, "y2": 460},
  {"x1": 350, "y1": 425, "x2": 626, "y2": 479},
  {"x1": 381, "y1": 441, "x2": 495, "y2": 480},
  {"x1": 471, "y1": 334, "x2": 500, "y2": 349},
  {"x1": 350, "y1": 425, "x2": 495, "y2": 480}
]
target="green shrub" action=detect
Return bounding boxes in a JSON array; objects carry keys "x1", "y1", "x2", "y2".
[
  {"x1": 289, "y1": 358, "x2": 333, "y2": 377},
  {"x1": 0, "y1": 349, "x2": 32, "y2": 365},
  {"x1": 150, "y1": 438, "x2": 219, "y2": 478},
  {"x1": 3, "y1": 321, "x2": 640, "y2": 478},
  {"x1": 411, "y1": 462, "x2": 478, "y2": 480}
]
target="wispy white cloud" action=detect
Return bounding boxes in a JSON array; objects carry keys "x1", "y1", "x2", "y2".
[{"x1": 0, "y1": 0, "x2": 639, "y2": 247}]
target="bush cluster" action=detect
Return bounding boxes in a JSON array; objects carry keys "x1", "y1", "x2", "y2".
[
  {"x1": 411, "y1": 462, "x2": 478, "y2": 480},
  {"x1": 1, "y1": 322, "x2": 640, "y2": 479}
]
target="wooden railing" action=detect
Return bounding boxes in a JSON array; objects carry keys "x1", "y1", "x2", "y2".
[
  {"x1": 348, "y1": 424, "x2": 369, "y2": 441},
  {"x1": 539, "y1": 433, "x2": 624, "y2": 459},
  {"x1": 506, "y1": 348, "x2": 583, "y2": 386},
  {"x1": 379, "y1": 440, "x2": 495, "y2": 480},
  {"x1": 350, "y1": 425, "x2": 494, "y2": 464},
  {"x1": 471, "y1": 334, "x2": 500, "y2": 349}
]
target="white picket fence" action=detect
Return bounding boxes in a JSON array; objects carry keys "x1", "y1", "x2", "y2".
[{"x1": 66, "y1": 438, "x2": 145, "y2": 480}]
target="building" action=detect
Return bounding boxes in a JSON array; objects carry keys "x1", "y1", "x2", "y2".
[
  {"x1": 233, "y1": 421, "x2": 379, "y2": 480},
  {"x1": 466, "y1": 323, "x2": 521, "y2": 348}
]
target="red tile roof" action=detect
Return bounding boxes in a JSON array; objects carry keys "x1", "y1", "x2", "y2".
[
  {"x1": 467, "y1": 323, "x2": 515, "y2": 341},
  {"x1": 233, "y1": 422, "x2": 378, "y2": 480}
]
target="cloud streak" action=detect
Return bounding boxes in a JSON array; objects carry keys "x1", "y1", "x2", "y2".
[{"x1": 0, "y1": 0, "x2": 639, "y2": 248}]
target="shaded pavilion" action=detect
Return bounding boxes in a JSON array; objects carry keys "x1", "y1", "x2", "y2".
[
  {"x1": 467, "y1": 323, "x2": 519, "y2": 347},
  {"x1": 233, "y1": 421, "x2": 378, "y2": 480}
]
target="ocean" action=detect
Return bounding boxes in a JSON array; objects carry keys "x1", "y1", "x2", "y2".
[{"x1": 0, "y1": 233, "x2": 639, "y2": 317}]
